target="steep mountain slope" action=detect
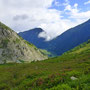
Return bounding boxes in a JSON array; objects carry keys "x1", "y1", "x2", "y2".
[
  {"x1": 48, "y1": 19, "x2": 90, "y2": 55},
  {"x1": 0, "y1": 22, "x2": 47, "y2": 64},
  {"x1": 19, "y1": 28, "x2": 48, "y2": 49},
  {"x1": 19, "y1": 19, "x2": 90, "y2": 56},
  {"x1": 0, "y1": 40, "x2": 90, "y2": 89}
]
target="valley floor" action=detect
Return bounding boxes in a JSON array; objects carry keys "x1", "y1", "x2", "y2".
[
  {"x1": 0, "y1": 41, "x2": 90, "y2": 90},
  {"x1": 0, "y1": 56, "x2": 90, "y2": 89}
]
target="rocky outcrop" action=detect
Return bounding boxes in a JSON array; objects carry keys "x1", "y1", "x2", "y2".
[{"x1": 0, "y1": 22, "x2": 48, "y2": 64}]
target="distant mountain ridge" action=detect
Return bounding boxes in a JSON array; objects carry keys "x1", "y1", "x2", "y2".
[
  {"x1": 0, "y1": 22, "x2": 47, "y2": 64},
  {"x1": 18, "y1": 19, "x2": 90, "y2": 56},
  {"x1": 19, "y1": 28, "x2": 47, "y2": 49}
]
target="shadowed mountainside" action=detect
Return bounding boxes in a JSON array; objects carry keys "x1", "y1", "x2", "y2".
[{"x1": 19, "y1": 19, "x2": 90, "y2": 56}]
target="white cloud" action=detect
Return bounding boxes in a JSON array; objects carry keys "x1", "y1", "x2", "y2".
[
  {"x1": 84, "y1": 0, "x2": 90, "y2": 5},
  {"x1": 0, "y1": 0, "x2": 90, "y2": 41},
  {"x1": 64, "y1": 1, "x2": 90, "y2": 25},
  {"x1": 63, "y1": 0, "x2": 70, "y2": 6},
  {"x1": 39, "y1": 19, "x2": 71, "y2": 40},
  {"x1": 74, "y1": 3, "x2": 78, "y2": 8},
  {"x1": 54, "y1": 0, "x2": 62, "y2": 6},
  {"x1": 38, "y1": 32, "x2": 51, "y2": 41}
]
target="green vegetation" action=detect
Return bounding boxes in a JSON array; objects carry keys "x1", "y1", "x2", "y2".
[
  {"x1": 1, "y1": 39, "x2": 9, "y2": 48},
  {"x1": 0, "y1": 22, "x2": 12, "y2": 31},
  {"x1": 66, "y1": 39, "x2": 90, "y2": 54},
  {"x1": 0, "y1": 44, "x2": 3, "y2": 48},
  {"x1": 39, "y1": 49, "x2": 57, "y2": 57},
  {"x1": 39, "y1": 49, "x2": 52, "y2": 56},
  {"x1": 15, "y1": 38, "x2": 21, "y2": 43},
  {"x1": 0, "y1": 40, "x2": 90, "y2": 89},
  {"x1": 24, "y1": 40, "x2": 37, "y2": 48}
]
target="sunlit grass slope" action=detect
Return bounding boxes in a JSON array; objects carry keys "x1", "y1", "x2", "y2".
[{"x1": 0, "y1": 40, "x2": 90, "y2": 90}]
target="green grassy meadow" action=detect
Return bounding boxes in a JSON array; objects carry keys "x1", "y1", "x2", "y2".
[{"x1": 0, "y1": 40, "x2": 90, "y2": 90}]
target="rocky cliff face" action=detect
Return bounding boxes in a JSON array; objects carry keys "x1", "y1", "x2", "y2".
[{"x1": 0, "y1": 22, "x2": 48, "y2": 64}]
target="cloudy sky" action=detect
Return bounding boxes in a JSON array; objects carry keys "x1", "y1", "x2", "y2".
[{"x1": 0, "y1": 0, "x2": 90, "y2": 40}]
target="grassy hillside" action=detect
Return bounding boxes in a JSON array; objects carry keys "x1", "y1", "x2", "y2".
[{"x1": 0, "y1": 40, "x2": 90, "y2": 90}]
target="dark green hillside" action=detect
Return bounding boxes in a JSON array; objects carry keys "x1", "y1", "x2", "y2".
[{"x1": 0, "y1": 40, "x2": 90, "y2": 90}]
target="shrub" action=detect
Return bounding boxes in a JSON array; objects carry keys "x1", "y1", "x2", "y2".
[
  {"x1": 49, "y1": 84, "x2": 71, "y2": 90},
  {"x1": 67, "y1": 70, "x2": 81, "y2": 77},
  {"x1": 0, "y1": 83, "x2": 10, "y2": 90}
]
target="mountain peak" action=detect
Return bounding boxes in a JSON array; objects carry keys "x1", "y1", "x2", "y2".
[
  {"x1": 19, "y1": 28, "x2": 44, "y2": 34},
  {"x1": 30, "y1": 28, "x2": 44, "y2": 32}
]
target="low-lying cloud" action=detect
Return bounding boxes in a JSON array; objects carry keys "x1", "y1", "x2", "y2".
[{"x1": 84, "y1": 0, "x2": 90, "y2": 5}]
